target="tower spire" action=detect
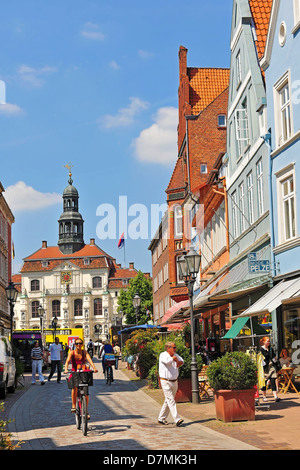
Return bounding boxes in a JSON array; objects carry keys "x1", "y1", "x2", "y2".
[{"x1": 58, "y1": 166, "x2": 85, "y2": 254}]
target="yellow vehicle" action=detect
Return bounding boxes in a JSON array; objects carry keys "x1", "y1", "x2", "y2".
[{"x1": 45, "y1": 328, "x2": 84, "y2": 349}]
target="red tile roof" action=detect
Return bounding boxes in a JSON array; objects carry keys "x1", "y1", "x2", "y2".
[
  {"x1": 188, "y1": 68, "x2": 230, "y2": 116},
  {"x1": 249, "y1": 0, "x2": 273, "y2": 59}
]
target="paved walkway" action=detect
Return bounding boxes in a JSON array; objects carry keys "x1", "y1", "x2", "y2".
[{"x1": 6, "y1": 358, "x2": 257, "y2": 451}]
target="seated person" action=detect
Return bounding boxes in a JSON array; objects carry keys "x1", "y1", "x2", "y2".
[{"x1": 279, "y1": 348, "x2": 291, "y2": 367}]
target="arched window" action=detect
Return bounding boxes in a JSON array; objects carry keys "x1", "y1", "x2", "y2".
[
  {"x1": 74, "y1": 299, "x2": 83, "y2": 317},
  {"x1": 92, "y1": 276, "x2": 102, "y2": 288},
  {"x1": 31, "y1": 280, "x2": 40, "y2": 291},
  {"x1": 94, "y1": 298, "x2": 102, "y2": 316},
  {"x1": 52, "y1": 300, "x2": 61, "y2": 317},
  {"x1": 31, "y1": 300, "x2": 40, "y2": 318}
]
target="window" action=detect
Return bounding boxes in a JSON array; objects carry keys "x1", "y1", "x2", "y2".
[
  {"x1": 239, "y1": 182, "x2": 246, "y2": 233},
  {"x1": 176, "y1": 256, "x2": 184, "y2": 284},
  {"x1": 277, "y1": 167, "x2": 296, "y2": 244},
  {"x1": 94, "y1": 298, "x2": 102, "y2": 316},
  {"x1": 31, "y1": 280, "x2": 40, "y2": 291},
  {"x1": 200, "y1": 164, "x2": 207, "y2": 174},
  {"x1": 52, "y1": 300, "x2": 61, "y2": 317},
  {"x1": 247, "y1": 171, "x2": 254, "y2": 225},
  {"x1": 74, "y1": 299, "x2": 83, "y2": 317},
  {"x1": 174, "y1": 205, "x2": 183, "y2": 238},
  {"x1": 235, "y1": 103, "x2": 249, "y2": 156},
  {"x1": 274, "y1": 72, "x2": 293, "y2": 147},
  {"x1": 218, "y1": 114, "x2": 226, "y2": 127},
  {"x1": 257, "y1": 159, "x2": 264, "y2": 217},
  {"x1": 92, "y1": 276, "x2": 102, "y2": 288},
  {"x1": 31, "y1": 300, "x2": 40, "y2": 319},
  {"x1": 232, "y1": 191, "x2": 238, "y2": 238}
]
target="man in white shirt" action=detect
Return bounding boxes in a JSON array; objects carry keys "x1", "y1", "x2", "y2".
[
  {"x1": 48, "y1": 337, "x2": 63, "y2": 383},
  {"x1": 158, "y1": 341, "x2": 184, "y2": 427}
]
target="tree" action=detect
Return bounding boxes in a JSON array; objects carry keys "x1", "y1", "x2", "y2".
[{"x1": 117, "y1": 271, "x2": 153, "y2": 324}]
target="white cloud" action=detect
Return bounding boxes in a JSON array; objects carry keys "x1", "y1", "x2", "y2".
[
  {"x1": 0, "y1": 103, "x2": 25, "y2": 116},
  {"x1": 109, "y1": 60, "x2": 120, "y2": 70},
  {"x1": 138, "y1": 50, "x2": 154, "y2": 59},
  {"x1": 101, "y1": 97, "x2": 149, "y2": 129},
  {"x1": 132, "y1": 107, "x2": 178, "y2": 166},
  {"x1": 5, "y1": 181, "x2": 61, "y2": 213},
  {"x1": 17, "y1": 64, "x2": 58, "y2": 87},
  {"x1": 80, "y1": 22, "x2": 105, "y2": 41}
]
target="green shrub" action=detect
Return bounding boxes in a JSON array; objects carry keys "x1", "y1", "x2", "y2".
[{"x1": 206, "y1": 352, "x2": 257, "y2": 391}]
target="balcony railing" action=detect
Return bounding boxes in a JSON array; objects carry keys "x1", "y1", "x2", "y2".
[{"x1": 45, "y1": 287, "x2": 87, "y2": 295}]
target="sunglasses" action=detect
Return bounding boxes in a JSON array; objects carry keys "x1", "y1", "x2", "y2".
[{"x1": 75, "y1": 342, "x2": 83, "y2": 345}]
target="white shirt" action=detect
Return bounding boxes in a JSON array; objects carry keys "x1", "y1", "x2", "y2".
[
  {"x1": 159, "y1": 351, "x2": 184, "y2": 380},
  {"x1": 49, "y1": 343, "x2": 62, "y2": 361}
]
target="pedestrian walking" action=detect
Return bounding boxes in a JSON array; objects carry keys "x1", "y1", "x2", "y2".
[
  {"x1": 260, "y1": 336, "x2": 281, "y2": 403},
  {"x1": 31, "y1": 341, "x2": 45, "y2": 385},
  {"x1": 158, "y1": 341, "x2": 184, "y2": 427},
  {"x1": 48, "y1": 337, "x2": 63, "y2": 383}
]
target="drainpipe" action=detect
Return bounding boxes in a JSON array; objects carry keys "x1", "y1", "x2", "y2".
[
  {"x1": 263, "y1": 132, "x2": 276, "y2": 280},
  {"x1": 185, "y1": 115, "x2": 198, "y2": 193}
]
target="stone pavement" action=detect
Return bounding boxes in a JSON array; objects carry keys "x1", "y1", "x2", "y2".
[
  {"x1": 3, "y1": 358, "x2": 300, "y2": 451},
  {"x1": 5, "y1": 358, "x2": 256, "y2": 451}
]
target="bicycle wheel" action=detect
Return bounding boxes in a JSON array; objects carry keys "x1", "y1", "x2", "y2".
[
  {"x1": 107, "y1": 366, "x2": 112, "y2": 386},
  {"x1": 81, "y1": 395, "x2": 88, "y2": 436},
  {"x1": 75, "y1": 397, "x2": 81, "y2": 430}
]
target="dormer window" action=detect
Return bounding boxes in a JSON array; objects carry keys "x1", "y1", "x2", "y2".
[
  {"x1": 122, "y1": 279, "x2": 129, "y2": 285},
  {"x1": 42, "y1": 260, "x2": 49, "y2": 268},
  {"x1": 84, "y1": 258, "x2": 90, "y2": 265}
]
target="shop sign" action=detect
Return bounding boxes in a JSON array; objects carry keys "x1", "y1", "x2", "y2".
[{"x1": 248, "y1": 252, "x2": 270, "y2": 273}]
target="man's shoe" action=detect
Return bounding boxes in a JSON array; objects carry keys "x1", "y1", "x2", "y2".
[
  {"x1": 275, "y1": 397, "x2": 281, "y2": 402},
  {"x1": 158, "y1": 419, "x2": 168, "y2": 425},
  {"x1": 176, "y1": 419, "x2": 184, "y2": 427}
]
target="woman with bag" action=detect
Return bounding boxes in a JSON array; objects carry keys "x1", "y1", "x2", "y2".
[
  {"x1": 260, "y1": 336, "x2": 281, "y2": 403},
  {"x1": 64, "y1": 338, "x2": 98, "y2": 417}
]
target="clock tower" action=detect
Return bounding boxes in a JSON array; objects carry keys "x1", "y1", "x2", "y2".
[{"x1": 58, "y1": 166, "x2": 85, "y2": 254}]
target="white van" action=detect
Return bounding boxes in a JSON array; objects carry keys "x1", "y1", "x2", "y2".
[{"x1": 0, "y1": 336, "x2": 16, "y2": 399}]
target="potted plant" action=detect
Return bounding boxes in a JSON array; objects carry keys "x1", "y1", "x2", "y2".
[{"x1": 206, "y1": 351, "x2": 257, "y2": 422}]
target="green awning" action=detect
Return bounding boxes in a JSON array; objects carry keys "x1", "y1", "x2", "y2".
[{"x1": 222, "y1": 316, "x2": 267, "y2": 339}]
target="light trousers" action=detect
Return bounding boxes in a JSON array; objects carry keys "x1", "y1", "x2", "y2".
[
  {"x1": 32, "y1": 360, "x2": 44, "y2": 383},
  {"x1": 158, "y1": 379, "x2": 180, "y2": 424}
]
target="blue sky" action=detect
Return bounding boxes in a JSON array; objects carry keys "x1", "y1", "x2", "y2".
[{"x1": 0, "y1": 0, "x2": 233, "y2": 276}]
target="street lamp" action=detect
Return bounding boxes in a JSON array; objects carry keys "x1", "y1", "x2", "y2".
[
  {"x1": 5, "y1": 280, "x2": 18, "y2": 340},
  {"x1": 38, "y1": 304, "x2": 45, "y2": 348},
  {"x1": 132, "y1": 292, "x2": 141, "y2": 325},
  {"x1": 178, "y1": 248, "x2": 201, "y2": 404}
]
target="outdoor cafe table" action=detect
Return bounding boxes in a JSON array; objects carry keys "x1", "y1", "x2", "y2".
[{"x1": 278, "y1": 367, "x2": 300, "y2": 395}]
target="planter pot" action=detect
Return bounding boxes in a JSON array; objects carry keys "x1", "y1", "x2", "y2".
[
  {"x1": 159, "y1": 378, "x2": 192, "y2": 403},
  {"x1": 214, "y1": 388, "x2": 256, "y2": 422}
]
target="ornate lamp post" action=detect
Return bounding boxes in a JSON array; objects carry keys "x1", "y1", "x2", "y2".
[
  {"x1": 132, "y1": 292, "x2": 141, "y2": 325},
  {"x1": 5, "y1": 280, "x2": 18, "y2": 340},
  {"x1": 178, "y1": 248, "x2": 201, "y2": 404}
]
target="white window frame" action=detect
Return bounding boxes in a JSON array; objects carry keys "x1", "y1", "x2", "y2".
[
  {"x1": 247, "y1": 171, "x2": 254, "y2": 225},
  {"x1": 218, "y1": 114, "x2": 227, "y2": 127},
  {"x1": 200, "y1": 163, "x2": 207, "y2": 174},
  {"x1": 232, "y1": 190, "x2": 238, "y2": 239},
  {"x1": 239, "y1": 182, "x2": 246, "y2": 233},
  {"x1": 236, "y1": 50, "x2": 242, "y2": 88},
  {"x1": 273, "y1": 71, "x2": 294, "y2": 148},
  {"x1": 235, "y1": 105, "x2": 249, "y2": 157},
  {"x1": 276, "y1": 165, "x2": 297, "y2": 244},
  {"x1": 174, "y1": 205, "x2": 183, "y2": 239},
  {"x1": 293, "y1": 0, "x2": 300, "y2": 32},
  {"x1": 256, "y1": 159, "x2": 264, "y2": 217}
]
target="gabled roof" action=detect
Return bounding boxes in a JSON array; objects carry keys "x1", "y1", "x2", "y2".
[
  {"x1": 23, "y1": 244, "x2": 111, "y2": 261},
  {"x1": 249, "y1": 0, "x2": 273, "y2": 59},
  {"x1": 166, "y1": 156, "x2": 186, "y2": 194},
  {"x1": 188, "y1": 68, "x2": 230, "y2": 116}
]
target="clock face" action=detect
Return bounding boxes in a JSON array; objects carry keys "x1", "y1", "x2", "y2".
[{"x1": 61, "y1": 271, "x2": 72, "y2": 284}]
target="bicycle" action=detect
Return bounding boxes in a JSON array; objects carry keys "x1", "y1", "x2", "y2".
[
  {"x1": 104, "y1": 354, "x2": 115, "y2": 386},
  {"x1": 67, "y1": 370, "x2": 94, "y2": 436}
]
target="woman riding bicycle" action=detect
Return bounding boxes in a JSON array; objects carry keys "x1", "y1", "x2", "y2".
[{"x1": 64, "y1": 338, "x2": 98, "y2": 417}]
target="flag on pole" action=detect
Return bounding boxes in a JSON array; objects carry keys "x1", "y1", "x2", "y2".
[
  {"x1": 118, "y1": 233, "x2": 125, "y2": 249},
  {"x1": 12, "y1": 242, "x2": 15, "y2": 259}
]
